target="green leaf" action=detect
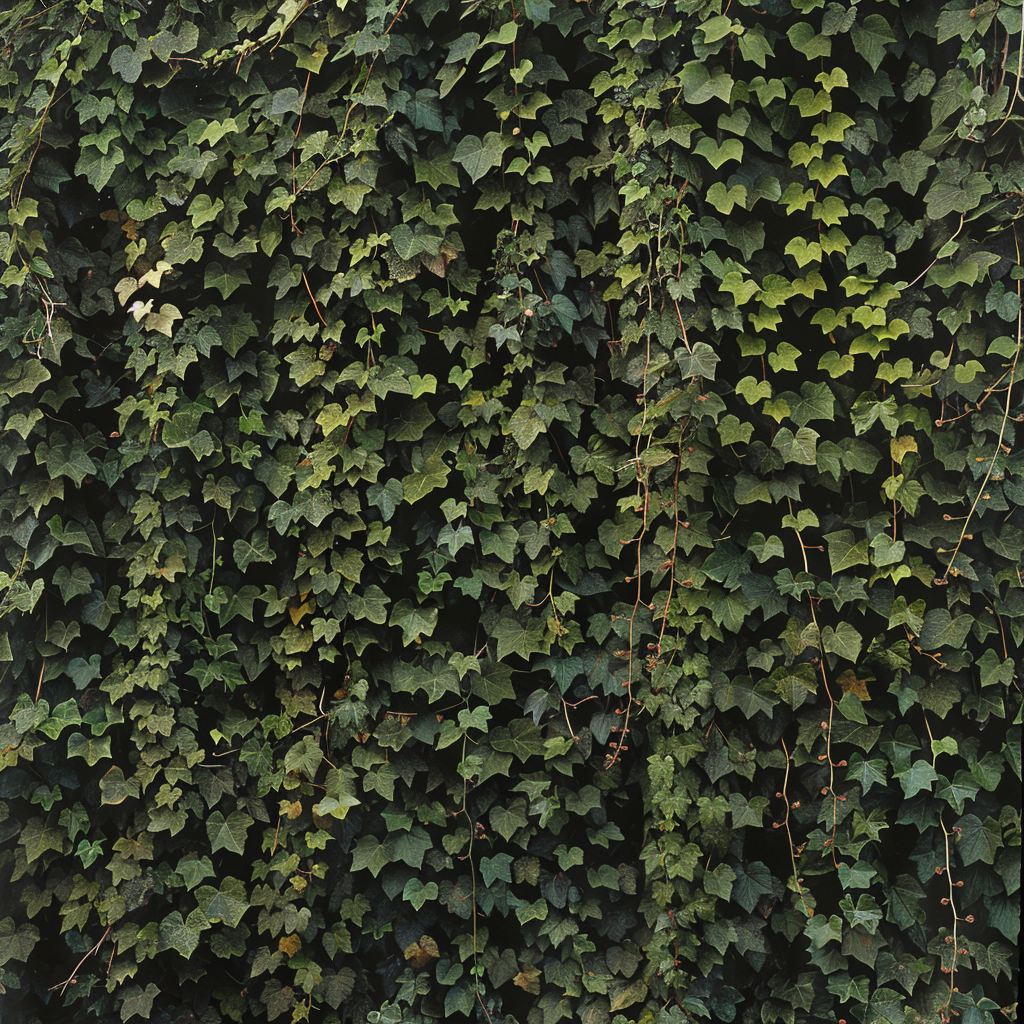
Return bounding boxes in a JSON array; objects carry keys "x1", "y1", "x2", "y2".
[
  {"x1": 821, "y1": 622, "x2": 863, "y2": 663},
  {"x1": 206, "y1": 811, "x2": 252, "y2": 855},
  {"x1": 120, "y1": 982, "x2": 160, "y2": 1022},
  {"x1": 453, "y1": 133, "x2": 507, "y2": 182},
  {"x1": 367, "y1": 478, "x2": 403, "y2": 521},
  {"x1": 676, "y1": 342, "x2": 720, "y2": 380},
  {"x1": 403, "y1": 455, "x2": 450, "y2": 503},
  {"x1": 850, "y1": 14, "x2": 896, "y2": 72},
  {"x1": 110, "y1": 43, "x2": 146, "y2": 83},
  {"x1": 732, "y1": 861, "x2": 773, "y2": 912},
  {"x1": 402, "y1": 879, "x2": 438, "y2": 910},
  {"x1": 491, "y1": 719, "x2": 547, "y2": 761},
  {"x1": 67, "y1": 733, "x2": 112, "y2": 766},
  {"x1": 284, "y1": 735, "x2": 323, "y2": 779},
  {"x1": 704, "y1": 863, "x2": 736, "y2": 900},
  {"x1": 159, "y1": 910, "x2": 203, "y2": 958},
  {"x1": 918, "y1": 609, "x2": 973, "y2": 650},
  {"x1": 885, "y1": 875, "x2": 926, "y2": 929},
  {"x1": 350, "y1": 835, "x2": 389, "y2": 877},
  {"x1": 772, "y1": 426, "x2": 818, "y2": 465},
  {"x1": 490, "y1": 614, "x2": 551, "y2": 661},
  {"x1": 479, "y1": 853, "x2": 514, "y2": 886},
  {"x1": 19, "y1": 817, "x2": 65, "y2": 863},
  {"x1": 824, "y1": 530, "x2": 870, "y2": 574},
  {"x1": 490, "y1": 800, "x2": 529, "y2": 841},
  {"x1": 895, "y1": 760, "x2": 938, "y2": 799},
  {"x1": 233, "y1": 531, "x2": 274, "y2": 571},
  {"x1": 196, "y1": 877, "x2": 250, "y2": 928},
  {"x1": 693, "y1": 137, "x2": 744, "y2": 169},
  {"x1": 954, "y1": 813, "x2": 1001, "y2": 865},
  {"x1": 389, "y1": 599, "x2": 439, "y2": 645}
]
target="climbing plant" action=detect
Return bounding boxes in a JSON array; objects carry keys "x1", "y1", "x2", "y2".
[{"x1": 0, "y1": 1, "x2": 1020, "y2": 1024}]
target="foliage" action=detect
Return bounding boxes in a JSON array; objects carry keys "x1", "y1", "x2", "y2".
[{"x1": 0, "y1": 1, "x2": 1020, "y2": 1024}]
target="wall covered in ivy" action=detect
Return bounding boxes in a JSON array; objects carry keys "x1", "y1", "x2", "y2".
[{"x1": 0, "y1": 1, "x2": 1020, "y2": 1024}]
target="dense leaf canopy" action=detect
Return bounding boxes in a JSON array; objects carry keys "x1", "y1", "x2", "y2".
[{"x1": 0, "y1": 1, "x2": 1020, "y2": 1024}]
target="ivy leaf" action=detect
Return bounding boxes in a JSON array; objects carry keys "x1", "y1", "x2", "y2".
[
  {"x1": 954, "y1": 813, "x2": 1001, "y2": 865},
  {"x1": 453, "y1": 133, "x2": 507, "y2": 182},
  {"x1": 350, "y1": 835, "x2": 389, "y2": 877},
  {"x1": 67, "y1": 733, "x2": 112, "y2": 766},
  {"x1": 704, "y1": 863, "x2": 736, "y2": 899},
  {"x1": 392, "y1": 829, "x2": 432, "y2": 870},
  {"x1": 805, "y1": 913, "x2": 843, "y2": 948},
  {"x1": 491, "y1": 719, "x2": 547, "y2": 761},
  {"x1": 159, "y1": 911, "x2": 203, "y2": 958},
  {"x1": 490, "y1": 614, "x2": 551, "y2": 661},
  {"x1": 403, "y1": 455, "x2": 450, "y2": 503},
  {"x1": 110, "y1": 43, "x2": 146, "y2": 83},
  {"x1": 389, "y1": 599, "x2": 439, "y2": 645},
  {"x1": 548, "y1": 293, "x2": 580, "y2": 334},
  {"x1": 714, "y1": 676, "x2": 775, "y2": 718},
  {"x1": 402, "y1": 878, "x2": 438, "y2": 910},
  {"x1": 772, "y1": 426, "x2": 818, "y2": 465},
  {"x1": 918, "y1": 609, "x2": 973, "y2": 650},
  {"x1": 367, "y1": 478, "x2": 403, "y2": 521},
  {"x1": 233, "y1": 531, "x2": 274, "y2": 571},
  {"x1": 732, "y1": 861, "x2": 774, "y2": 912},
  {"x1": 693, "y1": 137, "x2": 744, "y2": 169},
  {"x1": 489, "y1": 799, "x2": 529, "y2": 840},
  {"x1": 850, "y1": 14, "x2": 896, "y2": 73},
  {"x1": 821, "y1": 622, "x2": 863, "y2": 663},
  {"x1": 479, "y1": 853, "x2": 514, "y2": 886},
  {"x1": 609, "y1": 979, "x2": 648, "y2": 1012},
  {"x1": 283, "y1": 736, "x2": 323, "y2": 780},
  {"x1": 20, "y1": 817, "x2": 65, "y2": 863},
  {"x1": 206, "y1": 811, "x2": 252, "y2": 855},
  {"x1": 676, "y1": 342, "x2": 720, "y2": 380},
  {"x1": 824, "y1": 530, "x2": 870, "y2": 574},
  {"x1": 119, "y1": 982, "x2": 159, "y2": 1021}
]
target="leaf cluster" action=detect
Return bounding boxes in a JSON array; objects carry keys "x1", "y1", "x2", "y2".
[{"x1": 0, "y1": 1, "x2": 1020, "y2": 1024}]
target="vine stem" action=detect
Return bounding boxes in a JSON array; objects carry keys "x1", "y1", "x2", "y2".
[
  {"x1": 608, "y1": 334, "x2": 653, "y2": 768},
  {"x1": 778, "y1": 737, "x2": 812, "y2": 916},
  {"x1": 940, "y1": 223, "x2": 1022, "y2": 580},
  {"x1": 805, "y1": 593, "x2": 841, "y2": 867},
  {"x1": 936, "y1": 815, "x2": 964, "y2": 1023},
  {"x1": 49, "y1": 924, "x2": 113, "y2": 995}
]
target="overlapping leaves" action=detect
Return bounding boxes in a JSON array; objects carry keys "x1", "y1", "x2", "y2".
[{"x1": 0, "y1": 1, "x2": 1020, "y2": 1024}]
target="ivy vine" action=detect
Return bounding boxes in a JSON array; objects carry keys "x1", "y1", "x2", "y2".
[{"x1": 0, "y1": 2, "x2": 1020, "y2": 1024}]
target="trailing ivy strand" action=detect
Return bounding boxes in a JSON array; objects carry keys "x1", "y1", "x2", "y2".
[{"x1": 0, "y1": 2, "x2": 1020, "y2": 1024}]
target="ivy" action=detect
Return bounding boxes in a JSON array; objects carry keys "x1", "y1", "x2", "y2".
[{"x1": 0, "y1": 1, "x2": 1021, "y2": 1024}]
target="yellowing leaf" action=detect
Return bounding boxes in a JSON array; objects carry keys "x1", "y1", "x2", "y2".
[
  {"x1": 288, "y1": 594, "x2": 315, "y2": 625},
  {"x1": 404, "y1": 935, "x2": 440, "y2": 967},
  {"x1": 890, "y1": 435, "x2": 918, "y2": 465},
  {"x1": 280, "y1": 799, "x2": 304, "y2": 820},
  {"x1": 837, "y1": 669, "x2": 873, "y2": 701},
  {"x1": 513, "y1": 965, "x2": 541, "y2": 993},
  {"x1": 278, "y1": 934, "x2": 302, "y2": 957}
]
